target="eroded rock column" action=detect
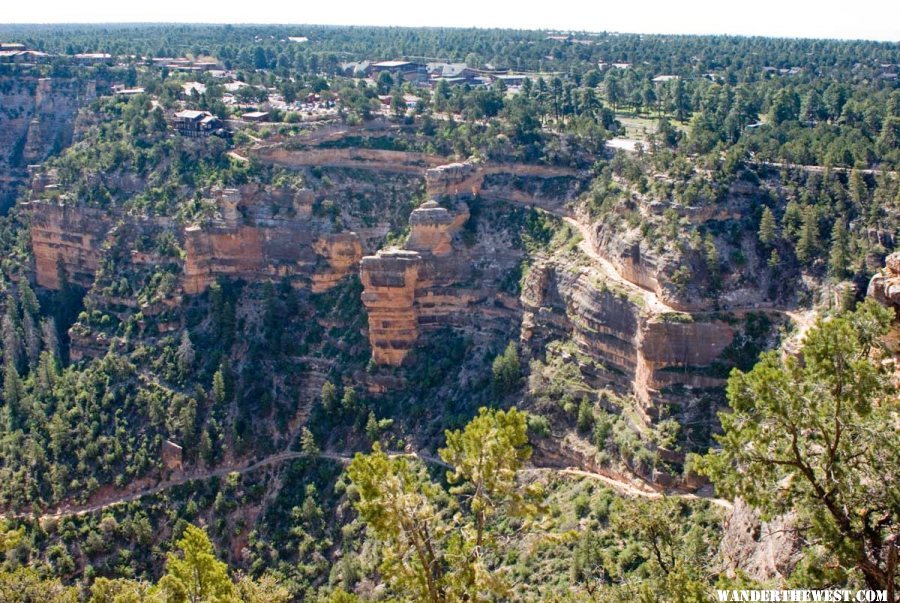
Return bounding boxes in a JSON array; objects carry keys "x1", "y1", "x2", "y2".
[{"x1": 360, "y1": 250, "x2": 422, "y2": 366}]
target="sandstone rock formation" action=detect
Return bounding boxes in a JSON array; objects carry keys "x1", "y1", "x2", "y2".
[
  {"x1": 521, "y1": 260, "x2": 737, "y2": 420},
  {"x1": 360, "y1": 249, "x2": 422, "y2": 365},
  {"x1": 359, "y1": 199, "x2": 474, "y2": 365},
  {"x1": 867, "y1": 252, "x2": 900, "y2": 314},
  {"x1": 25, "y1": 200, "x2": 113, "y2": 289},
  {"x1": 407, "y1": 200, "x2": 460, "y2": 256},
  {"x1": 182, "y1": 186, "x2": 363, "y2": 294},
  {"x1": 27, "y1": 184, "x2": 363, "y2": 296}
]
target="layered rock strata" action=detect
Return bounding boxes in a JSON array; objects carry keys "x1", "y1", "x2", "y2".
[
  {"x1": 27, "y1": 185, "x2": 362, "y2": 295},
  {"x1": 360, "y1": 200, "x2": 473, "y2": 365},
  {"x1": 25, "y1": 200, "x2": 113, "y2": 289},
  {"x1": 521, "y1": 260, "x2": 737, "y2": 418}
]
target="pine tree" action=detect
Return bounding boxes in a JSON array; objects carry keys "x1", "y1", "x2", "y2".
[
  {"x1": 212, "y1": 369, "x2": 227, "y2": 406},
  {"x1": 22, "y1": 313, "x2": 40, "y2": 370},
  {"x1": 348, "y1": 408, "x2": 539, "y2": 603},
  {"x1": 3, "y1": 363, "x2": 23, "y2": 430},
  {"x1": 17, "y1": 281, "x2": 39, "y2": 318},
  {"x1": 320, "y1": 381, "x2": 338, "y2": 412},
  {"x1": 758, "y1": 206, "x2": 777, "y2": 246},
  {"x1": 41, "y1": 318, "x2": 59, "y2": 361},
  {"x1": 176, "y1": 331, "x2": 195, "y2": 373},
  {"x1": 365, "y1": 411, "x2": 380, "y2": 442},
  {"x1": 341, "y1": 387, "x2": 358, "y2": 413},
  {"x1": 827, "y1": 221, "x2": 851, "y2": 278},
  {"x1": 158, "y1": 524, "x2": 237, "y2": 602},
  {"x1": 848, "y1": 169, "x2": 868, "y2": 208},
  {"x1": 795, "y1": 206, "x2": 820, "y2": 264},
  {"x1": 300, "y1": 427, "x2": 319, "y2": 456},
  {"x1": 2, "y1": 304, "x2": 22, "y2": 372}
]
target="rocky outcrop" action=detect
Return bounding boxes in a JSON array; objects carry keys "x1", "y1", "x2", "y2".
[
  {"x1": 25, "y1": 200, "x2": 113, "y2": 289},
  {"x1": 718, "y1": 499, "x2": 802, "y2": 582},
  {"x1": 867, "y1": 252, "x2": 900, "y2": 314},
  {"x1": 360, "y1": 199, "x2": 475, "y2": 365},
  {"x1": 182, "y1": 186, "x2": 363, "y2": 294},
  {"x1": 425, "y1": 161, "x2": 482, "y2": 197},
  {"x1": 27, "y1": 184, "x2": 363, "y2": 295},
  {"x1": 425, "y1": 160, "x2": 584, "y2": 213},
  {"x1": 522, "y1": 260, "x2": 737, "y2": 413},
  {"x1": 407, "y1": 200, "x2": 467, "y2": 256},
  {"x1": 360, "y1": 250, "x2": 422, "y2": 365}
]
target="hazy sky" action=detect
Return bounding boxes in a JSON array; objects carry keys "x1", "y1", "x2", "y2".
[{"x1": 2, "y1": 0, "x2": 898, "y2": 42}]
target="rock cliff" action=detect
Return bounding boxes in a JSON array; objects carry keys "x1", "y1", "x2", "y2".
[
  {"x1": 25, "y1": 199, "x2": 113, "y2": 288},
  {"x1": 26, "y1": 184, "x2": 363, "y2": 296},
  {"x1": 0, "y1": 77, "x2": 95, "y2": 209},
  {"x1": 718, "y1": 499, "x2": 802, "y2": 582}
]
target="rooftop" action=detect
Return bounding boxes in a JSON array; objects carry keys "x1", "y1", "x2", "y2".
[
  {"x1": 372, "y1": 61, "x2": 415, "y2": 68},
  {"x1": 174, "y1": 110, "x2": 209, "y2": 120}
]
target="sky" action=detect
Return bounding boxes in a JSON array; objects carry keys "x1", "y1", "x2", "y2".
[{"x1": 1, "y1": 0, "x2": 898, "y2": 42}]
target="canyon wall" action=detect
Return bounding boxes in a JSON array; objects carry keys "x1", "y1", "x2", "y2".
[
  {"x1": 25, "y1": 200, "x2": 113, "y2": 289},
  {"x1": 521, "y1": 260, "x2": 737, "y2": 418},
  {"x1": 26, "y1": 184, "x2": 363, "y2": 296},
  {"x1": 0, "y1": 77, "x2": 95, "y2": 210}
]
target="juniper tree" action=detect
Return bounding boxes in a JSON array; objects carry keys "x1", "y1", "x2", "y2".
[
  {"x1": 348, "y1": 407, "x2": 541, "y2": 603},
  {"x1": 694, "y1": 301, "x2": 899, "y2": 599}
]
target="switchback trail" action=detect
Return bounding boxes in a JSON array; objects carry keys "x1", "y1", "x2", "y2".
[
  {"x1": 7, "y1": 448, "x2": 728, "y2": 521},
  {"x1": 562, "y1": 216, "x2": 676, "y2": 315}
]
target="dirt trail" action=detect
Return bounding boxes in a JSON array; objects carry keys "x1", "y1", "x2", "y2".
[
  {"x1": 6, "y1": 447, "x2": 729, "y2": 521},
  {"x1": 527, "y1": 467, "x2": 733, "y2": 510},
  {"x1": 561, "y1": 216, "x2": 676, "y2": 315},
  {"x1": 7, "y1": 451, "x2": 450, "y2": 521}
]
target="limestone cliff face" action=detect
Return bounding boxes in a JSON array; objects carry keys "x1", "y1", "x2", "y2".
[
  {"x1": 0, "y1": 77, "x2": 95, "y2": 208},
  {"x1": 407, "y1": 200, "x2": 464, "y2": 256},
  {"x1": 360, "y1": 250, "x2": 422, "y2": 365},
  {"x1": 177, "y1": 185, "x2": 365, "y2": 295},
  {"x1": 521, "y1": 260, "x2": 736, "y2": 414},
  {"x1": 360, "y1": 200, "x2": 475, "y2": 365},
  {"x1": 27, "y1": 184, "x2": 363, "y2": 296},
  {"x1": 425, "y1": 159, "x2": 584, "y2": 212},
  {"x1": 25, "y1": 200, "x2": 113, "y2": 289}
]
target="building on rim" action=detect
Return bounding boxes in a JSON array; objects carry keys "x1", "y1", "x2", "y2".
[{"x1": 172, "y1": 110, "x2": 224, "y2": 138}]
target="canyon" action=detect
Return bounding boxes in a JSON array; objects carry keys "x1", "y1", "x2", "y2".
[{"x1": 21, "y1": 140, "x2": 783, "y2": 449}]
